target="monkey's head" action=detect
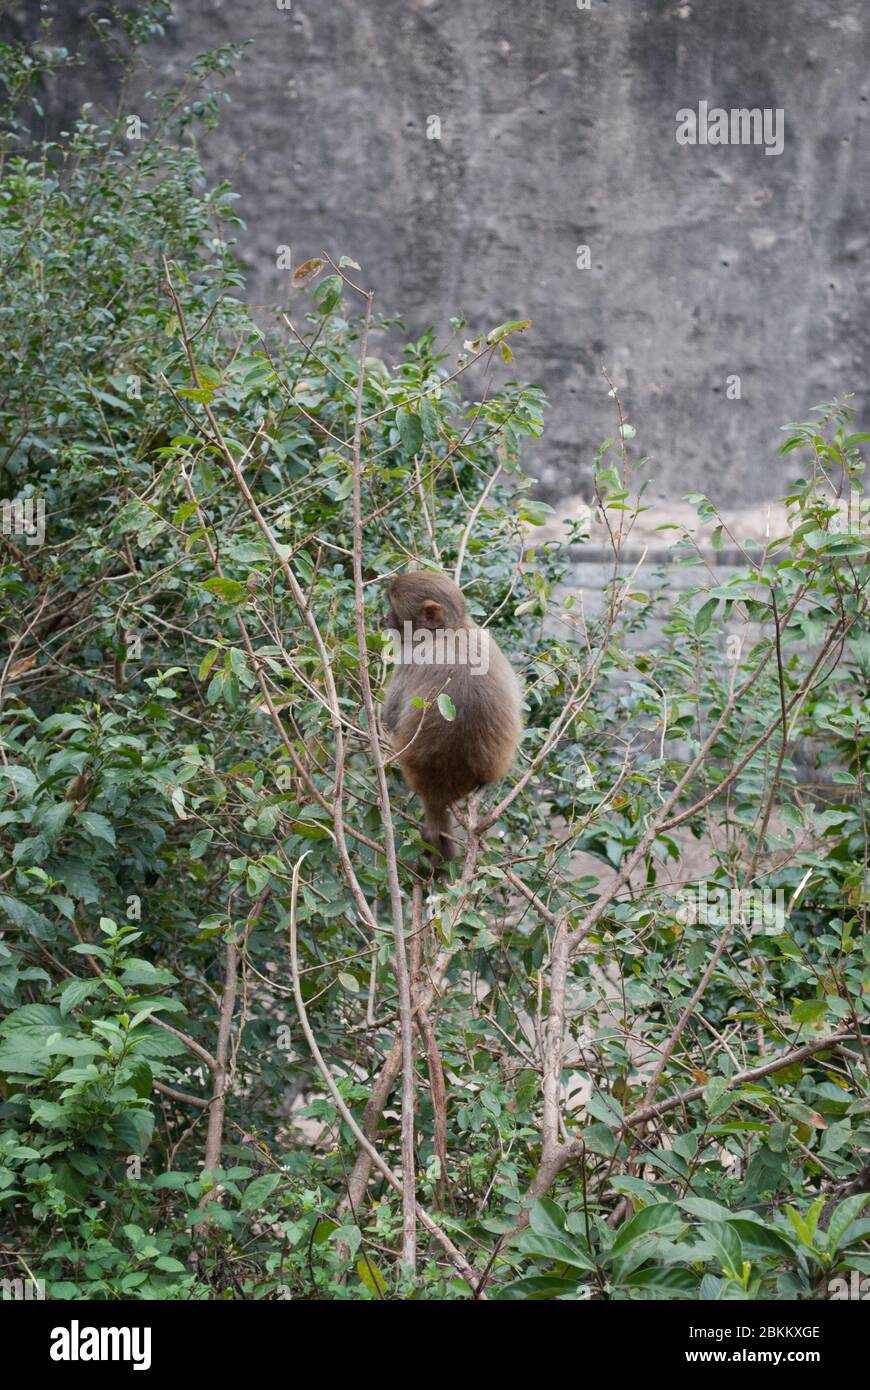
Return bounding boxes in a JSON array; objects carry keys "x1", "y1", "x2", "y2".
[{"x1": 386, "y1": 572, "x2": 468, "y2": 631}]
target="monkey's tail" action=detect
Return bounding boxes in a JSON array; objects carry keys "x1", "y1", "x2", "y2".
[{"x1": 422, "y1": 802, "x2": 455, "y2": 864}]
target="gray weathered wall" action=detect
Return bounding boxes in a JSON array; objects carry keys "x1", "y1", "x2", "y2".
[{"x1": 7, "y1": 0, "x2": 870, "y2": 503}]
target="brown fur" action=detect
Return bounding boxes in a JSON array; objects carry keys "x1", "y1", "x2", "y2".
[{"x1": 382, "y1": 572, "x2": 522, "y2": 862}]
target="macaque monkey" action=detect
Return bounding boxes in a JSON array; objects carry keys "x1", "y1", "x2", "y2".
[{"x1": 381, "y1": 572, "x2": 522, "y2": 862}]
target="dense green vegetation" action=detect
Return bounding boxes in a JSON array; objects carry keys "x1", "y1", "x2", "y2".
[{"x1": 0, "y1": 13, "x2": 868, "y2": 1300}]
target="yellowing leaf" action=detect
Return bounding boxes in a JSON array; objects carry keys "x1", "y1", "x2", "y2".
[
  {"x1": 291, "y1": 257, "x2": 325, "y2": 287},
  {"x1": 356, "y1": 1257, "x2": 387, "y2": 1296}
]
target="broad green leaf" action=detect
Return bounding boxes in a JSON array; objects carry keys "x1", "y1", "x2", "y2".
[
  {"x1": 396, "y1": 408, "x2": 423, "y2": 455},
  {"x1": 513, "y1": 1230, "x2": 596, "y2": 1272},
  {"x1": 241, "y1": 1174, "x2": 282, "y2": 1212},
  {"x1": 313, "y1": 274, "x2": 342, "y2": 314},
  {"x1": 528, "y1": 1197, "x2": 568, "y2": 1238},
  {"x1": 826, "y1": 1194, "x2": 870, "y2": 1253}
]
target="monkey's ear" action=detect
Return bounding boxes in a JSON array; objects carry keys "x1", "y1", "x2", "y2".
[{"x1": 420, "y1": 599, "x2": 444, "y2": 629}]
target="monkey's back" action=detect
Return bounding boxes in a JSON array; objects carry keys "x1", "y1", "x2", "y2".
[{"x1": 388, "y1": 630, "x2": 522, "y2": 807}]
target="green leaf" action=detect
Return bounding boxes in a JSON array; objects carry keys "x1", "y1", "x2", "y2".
[
  {"x1": 313, "y1": 274, "x2": 342, "y2": 314},
  {"x1": 791, "y1": 997, "x2": 829, "y2": 1026},
  {"x1": 0, "y1": 766, "x2": 38, "y2": 799},
  {"x1": 610, "y1": 1203, "x2": 686, "y2": 1279},
  {"x1": 611, "y1": 1202, "x2": 683, "y2": 1252},
  {"x1": 202, "y1": 577, "x2": 247, "y2": 605},
  {"x1": 702, "y1": 1221, "x2": 745, "y2": 1278},
  {"x1": 496, "y1": 1275, "x2": 582, "y2": 1300},
  {"x1": 189, "y1": 828, "x2": 213, "y2": 859},
  {"x1": 172, "y1": 499, "x2": 199, "y2": 526},
  {"x1": 241, "y1": 1173, "x2": 282, "y2": 1212},
  {"x1": 420, "y1": 397, "x2": 440, "y2": 440},
  {"x1": 679, "y1": 1197, "x2": 734, "y2": 1223},
  {"x1": 33, "y1": 801, "x2": 73, "y2": 845},
  {"x1": 127, "y1": 1060, "x2": 153, "y2": 1099},
  {"x1": 58, "y1": 977, "x2": 102, "y2": 1018},
  {"x1": 76, "y1": 811, "x2": 116, "y2": 847},
  {"x1": 436, "y1": 693, "x2": 456, "y2": 721},
  {"x1": 114, "y1": 498, "x2": 154, "y2": 534},
  {"x1": 826, "y1": 1194, "x2": 870, "y2": 1253},
  {"x1": 785, "y1": 1199, "x2": 825, "y2": 1248},
  {"x1": 720, "y1": 1218, "x2": 795, "y2": 1260},
  {"x1": 694, "y1": 597, "x2": 718, "y2": 635},
  {"x1": 623, "y1": 1266, "x2": 698, "y2": 1298},
  {"x1": 177, "y1": 386, "x2": 214, "y2": 404},
  {"x1": 0, "y1": 895, "x2": 54, "y2": 938},
  {"x1": 290, "y1": 819, "x2": 331, "y2": 840},
  {"x1": 513, "y1": 1229, "x2": 596, "y2": 1272},
  {"x1": 120, "y1": 959, "x2": 177, "y2": 987},
  {"x1": 528, "y1": 1197, "x2": 568, "y2": 1238},
  {"x1": 50, "y1": 858, "x2": 99, "y2": 902},
  {"x1": 39, "y1": 714, "x2": 90, "y2": 734},
  {"x1": 396, "y1": 408, "x2": 423, "y2": 455}
]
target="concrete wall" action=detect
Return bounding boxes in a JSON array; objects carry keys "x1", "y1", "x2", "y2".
[{"x1": 6, "y1": 0, "x2": 870, "y2": 504}]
